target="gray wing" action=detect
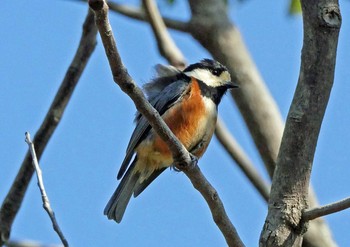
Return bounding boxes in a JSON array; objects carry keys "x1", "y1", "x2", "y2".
[
  {"x1": 142, "y1": 64, "x2": 182, "y2": 104},
  {"x1": 117, "y1": 76, "x2": 190, "y2": 179}
]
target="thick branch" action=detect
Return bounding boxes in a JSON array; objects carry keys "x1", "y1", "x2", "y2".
[
  {"x1": 142, "y1": 0, "x2": 186, "y2": 68},
  {"x1": 215, "y1": 118, "x2": 270, "y2": 201},
  {"x1": 0, "y1": 10, "x2": 97, "y2": 244},
  {"x1": 187, "y1": 1, "x2": 338, "y2": 246},
  {"x1": 303, "y1": 196, "x2": 350, "y2": 221},
  {"x1": 260, "y1": 1, "x2": 341, "y2": 246},
  {"x1": 25, "y1": 133, "x2": 68, "y2": 247},
  {"x1": 88, "y1": 1, "x2": 244, "y2": 246}
]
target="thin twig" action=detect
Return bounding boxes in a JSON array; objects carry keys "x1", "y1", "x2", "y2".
[
  {"x1": 88, "y1": 1, "x2": 244, "y2": 246},
  {"x1": 24, "y1": 133, "x2": 68, "y2": 247},
  {"x1": 142, "y1": 0, "x2": 186, "y2": 69},
  {"x1": 0, "y1": 10, "x2": 97, "y2": 244},
  {"x1": 215, "y1": 118, "x2": 270, "y2": 201},
  {"x1": 303, "y1": 196, "x2": 350, "y2": 221}
]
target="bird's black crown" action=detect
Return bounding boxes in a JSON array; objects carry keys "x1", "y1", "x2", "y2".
[{"x1": 183, "y1": 59, "x2": 228, "y2": 77}]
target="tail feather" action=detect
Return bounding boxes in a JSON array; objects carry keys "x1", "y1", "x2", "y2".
[
  {"x1": 133, "y1": 167, "x2": 166, "y2": 197},
  {"x1": 105, "y1": 157, "x2": 168, "y2": 222},
  {"x1": 104, "y1": 158, "x2": 139, "y2": 223}
]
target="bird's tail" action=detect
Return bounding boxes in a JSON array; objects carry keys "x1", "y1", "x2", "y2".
[{"x1": 104, "y1": 158, "x2": 139, "y2": 223}]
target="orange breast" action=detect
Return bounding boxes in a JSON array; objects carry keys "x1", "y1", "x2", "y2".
[
  {"x1": 134, "y1": 78, "x2": 217, "y2": 178},
  {"x1": 152, "y1": 78, "x2": 206, "y2": 156}
]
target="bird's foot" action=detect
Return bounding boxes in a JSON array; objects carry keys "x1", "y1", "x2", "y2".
[{"x1": 172, "y1": 153, "x2": 198, "y2": 172}]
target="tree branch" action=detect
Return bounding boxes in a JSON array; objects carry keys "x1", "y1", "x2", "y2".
[
  {"x1": 140, "y1": 1, "x2": 244, "y2": 244},
  {"x1": 303, "y1": 196, "x2": 350, "y2": 222},
  {"x1": 182, "y1": 165, "x2": 245, "y2": 247},
  {"x1": 0, "y1": 9, "x2": 97, "y2": 244},
  {"x1": 187, "y1": 1, "x2": 338, "y2": 246},
  {"x1": 215, "y1": 118, "x2": 270, "y2": 201},
  {"x1": 260, "y1": 1, "x2": 341, "y2": 246},
  {"x1": 142, "y1": 0, "x2": 186, "y2": 69},
  {"x1": 24, "y1": 132, "x2": 68, "y2": 247},
  {"x1": 88, "y1": 0, "x2": 191, "y2": 167},
  {"x1": 88, "y1": 1, "x2": 244, "y2": 246}
]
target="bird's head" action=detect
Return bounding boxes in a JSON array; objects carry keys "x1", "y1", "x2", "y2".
[{"x1": 183, "y1": 59, "x2": 238, "y2": 89}]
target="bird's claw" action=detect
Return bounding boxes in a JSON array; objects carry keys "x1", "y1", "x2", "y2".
[
  {"x1": 189, "y1": 153, "x2": 198, "y2": 166},
  {"x1": 172, "y1": 153, "x2": 198, "y2": 172}
]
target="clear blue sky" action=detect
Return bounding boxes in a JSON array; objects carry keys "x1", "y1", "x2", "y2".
[{"x1": 1, "y1": 0, "x2": 350, "y2": 246}]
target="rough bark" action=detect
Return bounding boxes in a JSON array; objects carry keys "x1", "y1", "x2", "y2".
[
  {"x1": 260, "y1": 0, "x2": 341, "y2": 246},
  {"x1": 186, "y1": 1, "x2": 339, "y2": 246}
]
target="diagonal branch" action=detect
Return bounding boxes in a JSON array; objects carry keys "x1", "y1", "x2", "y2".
[
  {"x1": 141, "y1": 1, "x2": 245, "y2": 244},
  {"x1": 24, "y1": 132, "x2": 68, "y2": 247},
  {"x1": 88, "y1": 1, "x2": 244, "y2": 246},
  {"x1": 88, "y1": 0, "x2": 191, "y2": 167},
  {"x1": 303, "y1": 196, "x2": 350, "y2": 222},
  {"x1": 215, "y1": 118, "x2": 270, "y2": 201},
  {"x1": 182, "y1": 164, "x2": 244, "y2": 247},
  {"x1": 142, "y1": 0, "x2": 186, "y2": 69},
  {"x1": 0, "y1": 9, "x2": 97, "y2": 244}
]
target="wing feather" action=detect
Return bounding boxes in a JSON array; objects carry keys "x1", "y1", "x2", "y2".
[{"x1": 117, "y1": 75, "x2": 190, "y2": 179}]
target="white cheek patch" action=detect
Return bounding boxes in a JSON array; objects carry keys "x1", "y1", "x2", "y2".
[
  {"x1": 185, "y1": 69, "x2": 231, "y2": 88},
  {"x1": 185, "y1": 69, "x2": 222, "y2": 87}
]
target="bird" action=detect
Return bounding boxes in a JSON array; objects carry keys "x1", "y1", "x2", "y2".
[{"x1": 104, "y1": 59, "x2": 238, "y2": 223}]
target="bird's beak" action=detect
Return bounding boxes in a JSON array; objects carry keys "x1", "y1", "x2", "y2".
[{"x1": 226, "y1": 81, "x2": 239, "y2": 89}]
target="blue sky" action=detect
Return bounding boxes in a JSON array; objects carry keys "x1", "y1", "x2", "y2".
[{"x1": 1, "y1": 0, "x2": 350, "y2": 246}]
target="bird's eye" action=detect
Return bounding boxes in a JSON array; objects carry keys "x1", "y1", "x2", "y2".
[{"x1": 212, "y1": 69, "x2": 221, "y2": 76}]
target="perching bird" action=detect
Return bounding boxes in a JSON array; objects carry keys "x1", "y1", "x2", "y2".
[{"x1": 104, "y1": 59, "x2": 237, "y2": 222}]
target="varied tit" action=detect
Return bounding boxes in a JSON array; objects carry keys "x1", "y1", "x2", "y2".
[{"x1": 104, "y1": 59, "x2": 238, "y2": 223}]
